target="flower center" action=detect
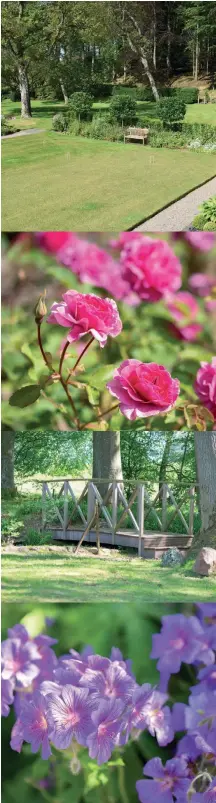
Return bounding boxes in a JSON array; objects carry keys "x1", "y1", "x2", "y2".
[
  {"x1": 171, "y1": 637, "x2": 185, "y2": 650},
  {"x1": 98, "y1": 724, "x2": 107, "y2": 737},
  {"x1": 6, "y1": 659, "x2": 21, "y2": 673},
  {"x1": 66, "y1": 711, "x2": 80, "y2": 727}
]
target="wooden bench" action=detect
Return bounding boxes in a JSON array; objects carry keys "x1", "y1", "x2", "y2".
[{"x1": 124, "y1": 126, "x2": 149, "y2": 145}]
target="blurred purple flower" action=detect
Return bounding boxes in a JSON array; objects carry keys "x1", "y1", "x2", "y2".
[
  {"x1": 151, "y1": 615, "x2": 210, "y2": 679},
  {"x1": 1, "y1": 677, "x2": 15, "y2": 716},
  {"x1": 136, "y1": 756, "x2": 190, "y2": 803},
  {"x1": 1, "y1": 638, "x2": 41, "y2": 687}
]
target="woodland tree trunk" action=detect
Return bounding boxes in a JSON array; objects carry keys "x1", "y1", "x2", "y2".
[
  {"x1": 193, "y1": 432, "x2": 216, "y2": 549},
  {"x1": 1, "y1": 430, "x2": 16, "y2": 493},
  {"x1": 18, "y1": 64, "x2": 32, "y2": 117},
  {"x1": 166, "y1": 10, "x2": 171, "y2": 74},
  {"x1": 153, "y1": 3, "x2": 157, "y2": 70},
  {"x1": 126, "y1": 25, "x2": 159, "y2": 100},
  {"x1": 195, "y1": 24, "x2": 199, "y2": 80},
  {"x1": 60, "y1": 79, "x2": 68, "y2": 104},
  {"x1": 88, "y1": 432, "x2": 123, "y2": 519}
]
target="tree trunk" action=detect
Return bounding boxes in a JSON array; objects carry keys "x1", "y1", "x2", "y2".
[
  {"x1": 159, "y1": 433, "x2": 173, "y2": 487},
  {"x1": 1, "y1": 430, "x2": 16, "y2": 493},
  {"x1": 195, "y1": 23, "x2": 199, "y2": 80},
  {"x1": 126, "y1": 31, "x2": 159, "y2": 101},
  {"x1": 88, "y1": 432, "x2": 123, "y2": 519},
  {"x1": 59, "y1": 79, "x2": 68, "y2": 104},
  {"x1": 18, "y1": 64, "x2": 32, "y2": 117},
  {"x1": 195, "y1": 430, "x2": 216, "y2": 530},
  {"x1": 153, "y1": 3, "x2": 157, "y2": 70},
  {"x1": 166, "y1": 9, "x2": 171, "y2": 74}
]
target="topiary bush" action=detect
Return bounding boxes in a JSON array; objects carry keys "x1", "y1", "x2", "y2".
[
  {"x1": 67, "y1": 91, "x2": 93, "y2": 121},
  {"x1": 175, "y1": 87, "x2": 199, "y2": 104},
  {"x1": 157, "y1": 96, "x2": 186, "y2": 127},
  {"x1": 52, "y1": 112, "x2": 68, "y2": 132},
  {"x1": 109, "y1": 94, "x2": 137, "y2": 126}
]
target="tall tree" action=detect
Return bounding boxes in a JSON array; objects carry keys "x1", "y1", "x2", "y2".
[
  {"x1": 194, "y1": 432, "x2": 216, "y2": 549},
  {"x1": 1, "y1": 429, "x2": 16, "y2": 493},
  {"x1": 2, "y1": 2, "x2": 46, "y2": 116},
  {"x1": 88, "y1": 432, "x2": 123, "y2": 519}
]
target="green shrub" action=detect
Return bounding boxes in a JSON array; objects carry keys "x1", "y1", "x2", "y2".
[
  {"x1": 68, "y1": 91, "x2": 93, "y2": 121},
  {"x1": 137, "y1": 115, "x2": 163, "y2": 130},
  {"x1": 89, "y1": 115, "x2": 123, "y2": 140},
  {"x1": 201, "y1": 196, "x2": 216, "y2": 224},
  {"x1": 175, "y1": 87, "x2": 198, "y2": 104},
  {"x1": 109, "y1": 94, "x2": 137, "y2": 126},
  {"x1": 182, "y1": 122, "x2": 216, "y2": 143},
  {"x1": 204, "y1": 90, "x2": 210, "y2": 103},
  {"x1": 149, "y1": 129, "x2": 187, "y2": 148},
  {"x1": 84, "y1": 82, "x2": 113, "y2": 99},
  {"x1": 52, "y1": 112, "x2": 68, "y2": 132},
  {"x1": 191, "y1": 196, "x2": 216, "y2": 230},
  {"x1": 191, "y1": 214, "x2": 206, "y2": 229},
  {"x1": 112, "y1": 85, "x2": 137, "y2": 98},
  {"x1": 68, "y1": 118, "x2": 83, "y2": 135},
  {"x1": 24, "y1": 528, "x2": 53, "y2": 546},
  {"x1": 157, "y1": 96, "x2": 186, "y2": 126}
]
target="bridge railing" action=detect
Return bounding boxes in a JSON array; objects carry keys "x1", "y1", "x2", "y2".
[{"x1": 40, "y1": 478, "x2": 197, "y2": 548}]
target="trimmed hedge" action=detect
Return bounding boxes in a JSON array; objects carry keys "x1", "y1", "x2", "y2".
[{"x1": 157, "y1": 96, "x2": 186, "y2": 125}]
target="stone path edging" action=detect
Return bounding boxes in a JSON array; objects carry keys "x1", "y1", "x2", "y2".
[{"x1": 134, "y1": 176, "x2": 216, "y2": 231}]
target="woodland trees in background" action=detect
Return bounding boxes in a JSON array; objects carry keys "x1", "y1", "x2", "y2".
[
  {"x1": 2, "y1": 2, "x2": 216, "y2": 115},
  {"x1": 2, "y1": 430, "x2": 216, "y2": 539}
]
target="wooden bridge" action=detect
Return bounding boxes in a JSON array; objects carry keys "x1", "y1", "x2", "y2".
[{"x1": 41, "y1": 479, "x2": 197, "y2": 558}]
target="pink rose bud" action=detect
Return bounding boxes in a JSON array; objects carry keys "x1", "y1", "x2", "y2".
[
  {"x1": 107, "y1": 360, "x2": 180, "y2": 420},
  {"x1": 47, "y1": 291, "x2": 122, "y2": 347},
  {"x1": 34, "y1": 294, "x2": 47, "y2": 324},
  {"x1": 166, "y1": 291, "x2": 202, "y2": 341},
  {"x1": 194, "y1": 357, "x2": 216, "y2": 421}
]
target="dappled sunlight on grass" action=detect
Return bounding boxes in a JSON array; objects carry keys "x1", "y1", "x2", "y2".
[{"x1": 2, "y1": 554, "x2": 215, "y2": 603}]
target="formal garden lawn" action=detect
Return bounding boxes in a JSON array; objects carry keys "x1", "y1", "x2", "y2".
[
  {"x1": 2, "y1": 131, "x2": 216, "y2": 230},
  {"x1": 1, "y1": 552, "x2": 215, "y2": 603}
]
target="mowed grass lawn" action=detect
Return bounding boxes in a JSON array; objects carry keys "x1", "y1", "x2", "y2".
[
  {"x1": 2, "y1": 553, "x2": 215, "y2": 603},
  {"x1": 2, "y1": 132, "x2": 216, "y2": 230}
]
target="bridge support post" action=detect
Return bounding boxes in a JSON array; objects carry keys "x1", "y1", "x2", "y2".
[
  {"x1": 189, "y1": 486, "x2": 195, "y2": 535},
  {"x1": 138, "y1": 483, "x2": 144, "y2": 557},
  {"x1": 63, "y1": 481, "x2": 68, "y2": 537},
  {"x1": 112, "y1": 482, "x2": 118, "y2": 545},
  {"x1": 162, "y1": 483, "x2": 168, "y2": 532}
]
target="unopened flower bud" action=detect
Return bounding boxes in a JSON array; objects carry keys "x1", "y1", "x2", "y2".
[
  {"x1": 34, "y1": 294, "x2": 47, "y2": 324},
  {"x1": 69, "y1": 757, "x2": 81, "y2": 775}
]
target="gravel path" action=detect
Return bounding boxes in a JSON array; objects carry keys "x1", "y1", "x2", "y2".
[
  {"x1": 1, "y1": 128, "x2": 44, "y2": 139},
  {"x1": 135, "y1": 176, "x2": 216, "y2": 231}
]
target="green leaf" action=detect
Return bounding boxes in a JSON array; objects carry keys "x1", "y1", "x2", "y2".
[
  {"x1": 9, "y1": 385, "x2": 41, "y2": 408},
  {"x1": 87, "y1": 364, "x2": 116, "y2": 390}
]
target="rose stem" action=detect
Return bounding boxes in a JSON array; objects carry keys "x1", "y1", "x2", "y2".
[
  {"x1": 80, "y1": 403, "x2": 120, "y2": 430},
  {"x1": 37, "y1": 324, "x2": 80, "y2": 429},
  {"x1": 66, "y1": 336, "x2": 95, "y2": 384}
]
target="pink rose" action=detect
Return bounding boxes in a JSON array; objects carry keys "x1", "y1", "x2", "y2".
[
  {"x1": 119, "y1": 236, "x2": 182, "y2": 303},
  {"x1": 47, "y1": 291, "x2": 122, "y2": 347},
  {"x1": 166, "y1": 291, "x2": 202, "y2": 341},
  {"x1": 37, "y1": 232, "x2": 74, "y2": 252},
  {"x1": 189, "y1": 273, "x2": 216, "y2": 297},
  {"x1": 173, "y1": 232, "x2": 216, "y2": 252},
  {"x1": 107, "y1": 360, "x2": 180, "y2": 420},
  {"x1": 194, "y1": 357, "x2": 216, "y2": 420}
]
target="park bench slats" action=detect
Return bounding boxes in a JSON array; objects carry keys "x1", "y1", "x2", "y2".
[{"x1": 124, "y1": 126, "x2": 149, "y2": 145}]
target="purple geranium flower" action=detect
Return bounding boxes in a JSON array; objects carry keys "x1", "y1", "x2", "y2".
[
  {"x1": 10, "y1": 717, "x2": 24, "y2": 753},
  {"x1": 81, "y1": 662, "x2": 135, "y2": 703},
  {"x1": 192, "y1": 781, "x2": 216, "y2": 802},
  {"x1": 1, "y1": 638, "x2": 41, "y2": 687},
  {"x1": 197, "y1": 664, "x2": 216, "y2": 692},
  {"x1": 151, "y1": 615, "x2": 208, "y2": 680},
  {"x1": 130, "y1": 685, "x2": 174, "y2": 746},
  {"x1": 87, "y1": 697, "x2": 124, "y2": 765},
  {"x1": 21, "y1": 690, "x2": 51, "y2": 759},
  {"x1": 136, "y1": 756, "x2": 190, "y2": 803},
  {"x1": 1, "y1": 677, "x2": 15, "y2": 716},
  {"x1": 46, "y1": 685, "x2": 95, "y2": 749}
]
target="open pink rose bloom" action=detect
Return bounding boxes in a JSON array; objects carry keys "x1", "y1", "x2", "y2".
[
  {"x1": 107, "y1": 360, "x2": 180, "y2": 420},
  {"x1": 47, "y1": 291, "x2": 122, "y2": 347},
  {"x1": 194, "y1": 357, "x2": 216, "y2": 420}
]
